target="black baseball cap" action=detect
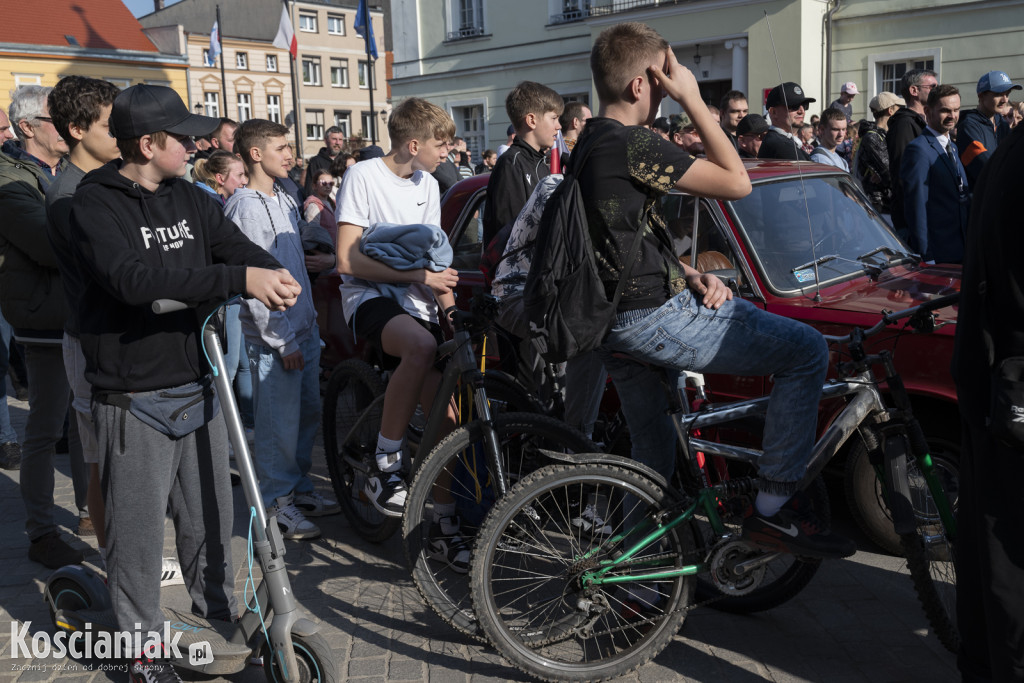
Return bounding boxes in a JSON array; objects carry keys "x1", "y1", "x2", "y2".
[
  {"x1": 651, "y1": 116, "x2": 671, "y2": 134},
  {"x1": 110, "y1": 84, "x2": 221, "y2": 139},
  {"x1": 736, "y1": 113, "x2": 769, "y2": 137},
  {"x1": 766, "y1": 82, "x2": 815, "y2": 109}
]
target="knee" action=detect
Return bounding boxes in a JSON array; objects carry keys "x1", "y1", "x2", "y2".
[{"x1": 399, "y1": 334, "x2": 437, "y2": 367}]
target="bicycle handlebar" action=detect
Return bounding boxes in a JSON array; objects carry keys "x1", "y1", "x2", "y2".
[
  {"x1": 821, "y1": 290, "x2": 960, "y2": 345},
  {"x1": 152, "y1": 299, "x2": 189, "y2": 314}
]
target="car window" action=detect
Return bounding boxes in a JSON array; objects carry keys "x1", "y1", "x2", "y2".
[
  {"x1": 661, "y1": 195, "x2": 745, "y2": 288},
  {"x1": 450, "y1": 194, "x2": 486, "y2": 271},
  {"x1": 727, "y1": 175, "x2": 909, "y2": 294}
]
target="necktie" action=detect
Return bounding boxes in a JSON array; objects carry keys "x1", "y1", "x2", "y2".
[{"x1": 945, "y1": 141, "x2": 955, "y2": 163}]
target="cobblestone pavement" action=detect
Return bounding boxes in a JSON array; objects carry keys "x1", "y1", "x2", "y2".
[{"x1": 0, "y1": 394, "x2": 958, "y2": 683}]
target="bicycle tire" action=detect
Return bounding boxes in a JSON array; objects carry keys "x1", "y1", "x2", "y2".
[
  {"x1": 321, "y1": 359, "x2": 397, "y2": 544},
  {"x1": 470, "y1": 462, "x2": 695, "y2": 682},
  {"x1": 403, "y1": 413, "x2": 598, "y2": 640},
  {"x1": 893, "y1": 431, "x2": 960, "y2": 653}
]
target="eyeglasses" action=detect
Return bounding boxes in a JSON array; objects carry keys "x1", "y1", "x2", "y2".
[
  {"x1": 787, "y1": 104, "x2": 805, "y2": 112},
  {"x1": 316, "y1": 180, "x2": 334, "y2": 186},
  {"x1": 34, "y1": 116, "x2": 53, "y2": 124},
  {"x1": 917, "y1": 83, "x2": 936, "y2": 91}
]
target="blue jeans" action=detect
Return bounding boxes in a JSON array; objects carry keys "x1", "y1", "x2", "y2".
[
  {"x1": 0, "y1": 311, "x2": 15, "y2": 444},
  {"x1": 223, "y1": 305, "x2": 254, "y2": 428},
  {"x1": 247, "y1": 330, "x2": 321, "y2": 506},
  {"x1": 599, "y1": 290, "x2": 828, "y2": 495}
]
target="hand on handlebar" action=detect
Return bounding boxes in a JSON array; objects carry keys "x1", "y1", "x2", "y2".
[
  {"x1": 246, "y1": 267, "x2": 302, "y2": 311},
  {"x1": 424, "y1": 267, "x2": 459, "y2": 296}
]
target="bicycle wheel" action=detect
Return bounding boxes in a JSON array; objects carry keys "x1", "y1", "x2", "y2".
[
  {"x1": 403, "y1": 413, "x2": 597, "y2": 639},
  {"x1": 321, "y1": 359, "x2": 397, "y2": 543},
  {"x1": 470, "y1": 462, "x2": 695, "y2": 682},
  {"x1": 898, "y1": 443, "x2": 959, "y2": 653}
]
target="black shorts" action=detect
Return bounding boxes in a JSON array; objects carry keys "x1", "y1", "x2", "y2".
[{"x1": 352, "y1": 296, "x2": 444, "y2": 371}]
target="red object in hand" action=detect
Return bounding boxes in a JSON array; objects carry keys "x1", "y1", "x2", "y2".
[{"x1": 550, "y1": 145, "x2": 561, "y2": 174}]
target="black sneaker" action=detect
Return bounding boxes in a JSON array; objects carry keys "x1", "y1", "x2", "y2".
[
  {"x1": 0, "y1": 441, "x2": 20, "y2": 470},
  {"x1": 130, "y1": 658, "x2": 182, "y2": 683},
  {"x1": 28, "y1": 531, "x2": 85, "y2": 569},
  {"x1": 429, "y1": 516, "x2": 471, "y2": 573},
  {"x1": 742, "y1": 499, "x2": 856, "y2": 560},
  {"x1": 364, "y1": 470, "x2": 407, "y2": 518}
]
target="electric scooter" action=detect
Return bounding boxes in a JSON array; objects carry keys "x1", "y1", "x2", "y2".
[{"x1": 43, "y1": 298, "x2": 336, "y2": 682}]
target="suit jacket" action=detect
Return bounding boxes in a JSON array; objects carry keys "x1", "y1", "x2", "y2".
[
  {"x1": 899, "y1": 129, "x2": 970, "y2": 263},
  {"x1": 759, "y1": 129, "x2": 811, "y2": 161}
]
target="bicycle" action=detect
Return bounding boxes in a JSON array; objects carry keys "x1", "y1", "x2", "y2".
[
  {"x1": 320, "y1": 294, "x2": 597, "y2": 638},
  {"x1": 468, "y1": 293, "x2": 959, "y2": 682},
  {"x1": 321, "y1": 294, "x2": 542, "y2": 543}
]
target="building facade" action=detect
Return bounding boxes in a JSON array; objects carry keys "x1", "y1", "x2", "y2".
[
  {"x1": 139, "y1": 0, "x2": 386, "y2": 159},
  {"x1": 0, "y1": 0, "x2": 188, "y2": 104},
  {"x1": 390, "y1": 0, "x2": 1023, "y2": 155}
]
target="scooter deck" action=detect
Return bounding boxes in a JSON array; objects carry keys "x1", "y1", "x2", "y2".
[{"x1": 163, "y1": 606, "x2": 252, "y2": 674}]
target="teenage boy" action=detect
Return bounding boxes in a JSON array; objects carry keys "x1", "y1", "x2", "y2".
[
  {"x1": 482, "y1": 81, "x2": 563, "y2": 246},
  {"x1": 46, "y1": 75, "x2": 121, "y2": 570},
  {"x1": 69, "y1": 84, "x2": 301, "y2": 683},
  {"x1": 810, "y1": 108, "x2": 850, "y2": 170},
  {"x1": 580, "y1": 22, "x2": 855, "y2": 559},
  {"x1": 225, "y1": 119, "x2": 338, "y2": 541},
  {"x1": 335, "y1": 98, "x2": 459, "y2": 521}
]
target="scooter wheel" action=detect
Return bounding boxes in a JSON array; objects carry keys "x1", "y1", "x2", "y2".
[
  {"x1": 47, "y1": 577, "x2": 92, "y2": 628},
  {"x1": 260, "y1": 632, "x2": 337, "y2": 683}
]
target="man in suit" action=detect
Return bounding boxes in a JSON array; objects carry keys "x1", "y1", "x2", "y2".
[
  {"x1": 760, "y1": 82, "x2": 815, "y2": 160},
  {"x1": 899, "y1": 84, "x2": 969, "y2": 263}
]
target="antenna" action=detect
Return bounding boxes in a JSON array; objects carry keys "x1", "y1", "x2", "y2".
[{"x1": 764, "y1": 10, "x2": 823, "y2": 302}]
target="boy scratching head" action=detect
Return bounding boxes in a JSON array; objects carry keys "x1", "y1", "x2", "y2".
[
  {"x1": 505, "y1": 81, "x2": 563, "y2": 152},
  {"x1": 384, "y1": 97, "x2": 455, "y2": 176},
  {"x1": 48, "y1": 76, "x2": 121, "y2": 172},
  {"x1": 110, "y1": 84, "x2": 220, "y2": 189},
  {"x1": 234, "y1": 119, "x2": 292, "y2": 192},
  {"x1": 591, "y1": 22, "x2": 669, "y2": 124}
]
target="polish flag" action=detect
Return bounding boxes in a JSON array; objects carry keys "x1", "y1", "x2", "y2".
[{"x1": 273, "y1": 5, "x2": 298, "y2": 59}]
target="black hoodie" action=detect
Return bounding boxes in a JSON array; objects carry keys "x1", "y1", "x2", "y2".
[{"x1": 70, "y1": 161, "x2": 281, "y2": 393}]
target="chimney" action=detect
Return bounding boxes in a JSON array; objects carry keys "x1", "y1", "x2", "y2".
[{"x1": 154, "y1": 0, "x2": 164, "y2": 9}]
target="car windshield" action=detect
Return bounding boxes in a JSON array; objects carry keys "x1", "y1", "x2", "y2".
[{"x1": 726, "y1": 174, "x2": 910, "y2": 294}]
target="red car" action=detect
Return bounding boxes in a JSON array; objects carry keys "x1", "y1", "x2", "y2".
[{"x1": 315, "y1": 161, "x2": 959, "y2": 554}]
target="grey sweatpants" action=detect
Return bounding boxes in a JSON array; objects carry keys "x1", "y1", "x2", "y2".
[{"x1": 93, "y1": 401, "x2": 238, "y2": 634}]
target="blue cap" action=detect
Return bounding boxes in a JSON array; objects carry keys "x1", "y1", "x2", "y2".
[{"x1": 977, "y1": 70, "x2": 1022, "y2": 94}]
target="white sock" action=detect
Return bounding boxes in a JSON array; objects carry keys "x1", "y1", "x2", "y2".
[
  {"x1": 375, "y1": 434, "x2": 403, "y2": 473},
  {"x1": 433, "y1": 502, "x2": 456, "y2": 523},
  {"x1": 755, "y1": 491, "x2": 790, "y2": 517}
]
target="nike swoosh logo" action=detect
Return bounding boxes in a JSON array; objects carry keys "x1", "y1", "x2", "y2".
[
  {"x1": 761, "y1": 519, "x2": 799, "y2": 537},
  {"x1": 417, "y1": 201, "x2": 427, "y2": 205}
]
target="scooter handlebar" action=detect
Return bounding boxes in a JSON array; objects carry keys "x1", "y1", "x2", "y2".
[{"x1": 151, "y1": 299, "x2": 189, "y2": 314}]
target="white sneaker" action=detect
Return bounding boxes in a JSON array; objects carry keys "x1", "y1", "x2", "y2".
[
  {"x1": 364, "y1": 471, "x2": 408, "y2": 518},
  {"x1": 294, "y1": 490, "x2": 341, "y2": 517},
  {"x1": 572, "y1": 504, "x2": 612, "y2": 537},
  {"x1": 269, "y1": 494, "x2": 321, "y2": 540},
  {"x1": 160, "y1": 557, "x2": 184, "y2": 587}
]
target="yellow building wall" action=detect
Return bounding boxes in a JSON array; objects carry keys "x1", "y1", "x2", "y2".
[{"x1": 0, "y1": 53, "x2": 189, "y2": 102}]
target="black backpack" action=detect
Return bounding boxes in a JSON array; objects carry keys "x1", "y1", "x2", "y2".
[{"x1": 522, "y1": 130, "x2": 646, "y2": 364}]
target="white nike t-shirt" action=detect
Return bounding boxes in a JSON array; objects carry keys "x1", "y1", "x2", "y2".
[{"x1": 335, "y1": 157, "x2": 442, "y2": 324}]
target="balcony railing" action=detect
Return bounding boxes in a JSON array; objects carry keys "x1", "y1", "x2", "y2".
[
  {"x1": 550, "y1": 0, "x2": 692, "y2": 24},
  {"x1": 445, "y1": 25, "x2": 487, "y2": 41}
]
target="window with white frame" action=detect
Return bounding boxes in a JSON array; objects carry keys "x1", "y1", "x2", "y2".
[
  {"x1": 204, "y1": 92, "x2": 220, "y2": 117},
  {"x1": 331, "y1": 58, "x2": 349, "y2": 88},
  {"x1": 299, "y1": 13, "x2": 317, "y2": 33},
  {"x1": 867, "y1": 48, "x2": 940, "y2": 100},
  {"x1": 561, "y1": 93, "x2": 590, "y2": 106},
  {"x1": 358, "y1": 60, "x2": 375, "y2": 89},
  {"x1": 360, "y1": 111, "x2": 377, "y2": 141},
  {"x1": 236, "y1": 52, "x2": 248, "y2": 69},
  {"x1": 445, "y1": 0, "x2": 485, "y2": 40},
  {"x1": 202, "y1": 49, "x2": 212, "y2": 65},
  {"x1": 237, "y1": 93, "x2": 252, "y2": 121},
  {"x1": 334, "y1": 111, "x2": 351, "y2": 138},
  {"x1": 267, "y1": 94, "x2": 281, "y2": 123},
  {"x1": 327, "y1": 14, "x2": 345, "y2": 35},
  {"x1": 266, "y1": 54, "x2": 278, "y2": 72},
  {"x1": 306, "y1": 110, "x2": 325, "y2": 140},
  {"x1": 453, "y1": 104, "x2": 485, "y2": 161},
  {"x1": 302, "y1": 56, "x2": 322, "y2": 86}
]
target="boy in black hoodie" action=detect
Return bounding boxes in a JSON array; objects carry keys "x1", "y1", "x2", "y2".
[{"x1": 69, "y1": 85, "x2": 301, "y2": 683}]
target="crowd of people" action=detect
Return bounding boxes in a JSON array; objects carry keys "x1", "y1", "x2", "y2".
[{"x1": 0, "y1": 21, "x2": 1021, "y2": 683}]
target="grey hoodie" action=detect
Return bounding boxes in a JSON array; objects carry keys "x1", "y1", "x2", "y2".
[{"x1": 224, "y1": 187, "x2": 316, "y2": 357}]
